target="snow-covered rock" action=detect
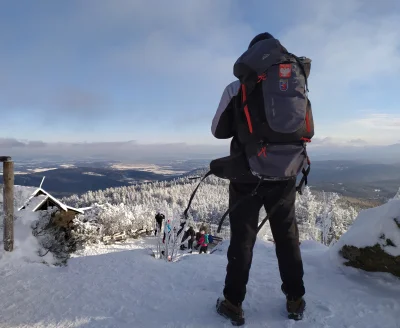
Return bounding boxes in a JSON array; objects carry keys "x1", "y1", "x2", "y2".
[{"x1": 332, "y1": 197, "x2": 400, "y2": 277}]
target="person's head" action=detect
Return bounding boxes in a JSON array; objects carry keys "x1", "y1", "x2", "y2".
[
  {"x1": 200, "y1": 230, "x2": 205, "y2": 234},
  {"x1": 248, "y1": 32, "x2": 274, "y2": 49}
]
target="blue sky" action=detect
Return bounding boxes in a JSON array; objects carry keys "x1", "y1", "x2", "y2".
[{"x1": 1, "y1": 0, "x2": 400, "y2": 148}]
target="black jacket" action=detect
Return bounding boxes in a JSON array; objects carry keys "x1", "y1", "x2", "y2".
[
  {"x1": 155, "y1": 213, "x2": 165, "y2": 226},
  {"x1": 211, "y1": 80, "x2": 259, "y2": 183},
  {"x1": 187, "y1": 228, "x2": 195, "y2": 240}
]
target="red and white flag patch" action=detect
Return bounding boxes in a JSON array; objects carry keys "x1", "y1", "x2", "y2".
[{"x1": 279, "y1": 64, "x2": 292, "y2": 78}]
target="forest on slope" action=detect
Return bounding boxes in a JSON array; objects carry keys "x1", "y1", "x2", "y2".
[{"x1": 62, "y1": 173, "x2": 364, "y2": 246}]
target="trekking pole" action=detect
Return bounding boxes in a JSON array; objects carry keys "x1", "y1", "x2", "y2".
[{"x1": 257, "y1": 216, "x2": 269, "y2": 233}]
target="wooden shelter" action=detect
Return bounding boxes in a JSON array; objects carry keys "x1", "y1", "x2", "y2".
[{"x1": 18, "y1": 178, "x2": 84, "y2": 228}]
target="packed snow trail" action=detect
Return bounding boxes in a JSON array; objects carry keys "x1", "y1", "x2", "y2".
[{"x1": 0, "y1": 237, "x2": 399, "y2": 328}]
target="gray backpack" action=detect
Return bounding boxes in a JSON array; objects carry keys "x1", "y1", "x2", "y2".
[{"x1": 233, "y1": 37, "x2": 313, "y2": 183}]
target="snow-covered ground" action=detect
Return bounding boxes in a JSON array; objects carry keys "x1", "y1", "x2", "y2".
[{"x1": 0, "y1": 235, "x2": 399, "y2": 328}]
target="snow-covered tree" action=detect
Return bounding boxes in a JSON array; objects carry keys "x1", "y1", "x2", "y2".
[
  {"x1": 296, "y1": 186, "x2": 320, "y2": 241},
  {"x1": 319, "y1": 192, "x2": 339, "y2": 246},
  {"x1": 62, "y1": 173, "x2": 359, "y2": 247}
]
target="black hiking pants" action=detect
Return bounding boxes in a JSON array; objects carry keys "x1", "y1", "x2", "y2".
[
  {"x1": 199, "y1": 246, "x2": 208, "y2": 254},
  {"x1": 223, "y1": 179, "x2": 305, "y2": 305},
  {"x1": 155, "y1": 222, "x2": 162, "y2": 236},
  {"x1": 188, "y1": 239, "x2": 194, "y2": 250}
]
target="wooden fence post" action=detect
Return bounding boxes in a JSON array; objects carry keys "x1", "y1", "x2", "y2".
[{"x1": 1, "y1": 156, "x2": 14, "y2": 252}]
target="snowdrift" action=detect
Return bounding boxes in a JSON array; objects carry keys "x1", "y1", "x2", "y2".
[{"x1": 332, "y1": 197, "x2": 400, "y2": 277}]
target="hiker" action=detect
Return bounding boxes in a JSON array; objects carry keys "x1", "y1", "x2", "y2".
[
  {"x1": 186, "y1": 226, "x2": 196, "y2": 251},
  {"x1": 163, "y1": 219, "x2": 171, "y2": 244},
  {"x1": 182, "y1": 226, "x2": 196, "y2": 253},
  {"x1": 197, "y1": 230, "x2": 209, "y2": 254},
  {"x1": 194, "y1": 230, "x2": 201, "y2": 250},
  {"x1": 211, "y1": 32, "x2": 313, "y2": 325},
  {"x1": 181, "y1": 226, "x2": 195, "y2": 250},
  {"x1": 180, "y1": 227, "x2": 190, "y2": 250},
  {"x1": 154, "y1": 212, "x2": 165, "y2": 236}
]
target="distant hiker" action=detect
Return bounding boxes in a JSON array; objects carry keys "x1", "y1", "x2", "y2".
[
  {"x1": 180, "y1": 227, "x2": 189, "y2": 250},
  {"x1": 163, "y1": 219, "x2": 171, "y2": 243},
  {"x1": 197, "y1": 230, "x2": 209, "y2": 254},
  {"x1": 182, "y1": 226, "x2": 196, "y2": 253},
  {"x1": 208, "y1": 233, "x2": 214, "y2": 245},
  {"x1": 187, "y1": 226, "x2": 196, "y2": 251},
  {"x1": 194, "y1": 231, "x2": 201, "y2": 250},
  {"x1": 154, "y1": 212, "x2": 165, "y2": 236},
  {"x1": 211, "y1": 32, "x2": 313, "y2": 325},
  {"x1": 180, "y1": 226, "x2": 195, "y2": 251}
]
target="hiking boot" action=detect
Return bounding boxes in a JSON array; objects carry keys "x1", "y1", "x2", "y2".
[
  {"x1": 216, "y1": 297, "x2": 245, "y2": 326},
  {"x1": 286, "y1": 297, "x2": 306, "y2": 320},
  {"x1": 281, "y1": 285, "x2": 306, "y2": 320}
]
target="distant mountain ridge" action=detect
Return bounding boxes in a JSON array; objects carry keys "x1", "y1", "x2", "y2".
[{"x1": 5, "y1": 160, "x2": 400, "y2": 202}]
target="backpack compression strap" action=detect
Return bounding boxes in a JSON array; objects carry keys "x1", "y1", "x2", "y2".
[
  {"x1": 296, "y1": 156, "x2": 311, "y2": 195},
  {"x1": 241, "y1": 74, "x2": 267, "y2": 134},
  {"x1": 241, "y1": 84, "x2": 253, "y2": 134}
]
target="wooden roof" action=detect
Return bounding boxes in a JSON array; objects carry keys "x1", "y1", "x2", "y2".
[{"x1": 18, "y1": 187, "x2": 84, "y2": 214}]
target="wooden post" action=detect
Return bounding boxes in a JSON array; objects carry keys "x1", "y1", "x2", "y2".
[{"x1": 1, "y1": 156, "x2": 14, "y2": 252}]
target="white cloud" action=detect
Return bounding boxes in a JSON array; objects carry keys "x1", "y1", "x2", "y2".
[
  {"x1": 280, "y1": 0, "x2": 400, "y2": 101},
  {"x1": 308, "y1": 137, "x2": 369, "y2": 148},
  {"x1": 105, "y1": 1, "x2": 253, "y2": 90},
  {"x1": 354, "y1": 113, "x2": 400, "y2": 130},
  {"x1": 317, "y1": 112, "x2": 400, "y2": 145}
]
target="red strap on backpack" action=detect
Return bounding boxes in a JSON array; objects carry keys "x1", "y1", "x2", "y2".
[
  {"x1": 242, "y1": 75, "x2": 266, "y2": 134},
  {"x1": 241, "y1": 84, "x2": 253, "y2": 134}
]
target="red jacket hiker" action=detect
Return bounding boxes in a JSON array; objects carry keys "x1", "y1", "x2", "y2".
[{"x1": 198, "y1": 235, "x2": 208, "y2": 247}]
